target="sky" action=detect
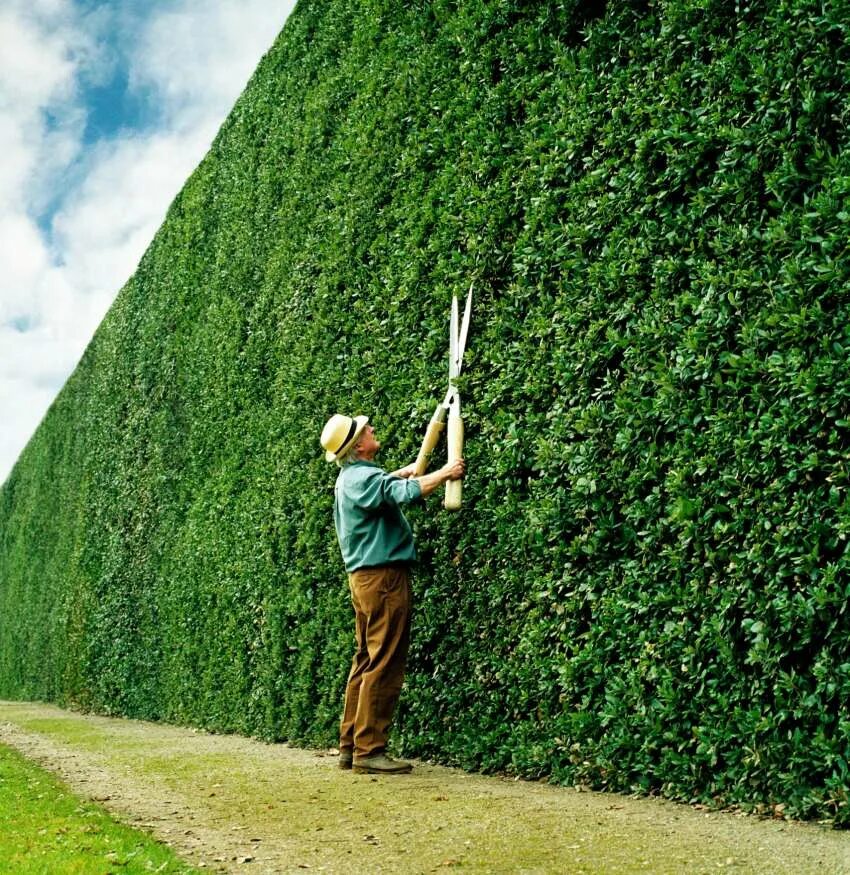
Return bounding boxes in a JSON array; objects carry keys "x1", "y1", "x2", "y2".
[{"x1": 0, "y1": 0, "x2": 296, "y2": 485}]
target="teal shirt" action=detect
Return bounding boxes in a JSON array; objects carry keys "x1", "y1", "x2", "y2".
[{"x1": 334, "y1": 461, "x2": 423, "y2": 572}]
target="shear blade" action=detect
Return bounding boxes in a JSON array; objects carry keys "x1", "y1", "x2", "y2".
[
  {"x1": 456, "y1": 282, "x2": 473, "y2": 375},
  {"x1": 450, "y1": 294, "x2": 459, "y2": 377}
]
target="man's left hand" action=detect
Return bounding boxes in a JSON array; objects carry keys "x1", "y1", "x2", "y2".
[{"x1": 391, "y1": 463, "x2": 418, "y2": 479}]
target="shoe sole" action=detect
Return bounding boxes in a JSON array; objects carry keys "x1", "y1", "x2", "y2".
[{"x1": 352, "y1": 764, "x2": 413, "y2": 775}]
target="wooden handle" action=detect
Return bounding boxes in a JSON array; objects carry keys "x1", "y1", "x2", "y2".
[
  {"x1": 444, "y1": 413, "x2": 464, "y2": 511},
  {"x1": 413, "y1": 413, "x2": 445, "y2": 476}
]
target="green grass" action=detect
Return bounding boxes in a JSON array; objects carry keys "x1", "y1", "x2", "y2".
[{"x1": 0, "y1": 743, "x2": 198, "y2": 875}]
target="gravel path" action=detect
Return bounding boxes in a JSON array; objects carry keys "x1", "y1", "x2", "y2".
[{"x1": 1, "y1": 701, "x2": 848, "y2": 874}]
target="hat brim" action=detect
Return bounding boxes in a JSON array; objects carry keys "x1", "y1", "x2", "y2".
[{"x1": 325, "y1": 415, "x2": 369, "y2": 461}]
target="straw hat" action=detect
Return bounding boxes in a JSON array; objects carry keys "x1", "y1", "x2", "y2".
[{"x1": 321, "y1": 413, "x2": 369, "y2": 462}]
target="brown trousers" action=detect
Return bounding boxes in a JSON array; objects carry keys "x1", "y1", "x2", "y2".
[{"x1": 339, "y1": 564, "x2": 411, "y2": 758}]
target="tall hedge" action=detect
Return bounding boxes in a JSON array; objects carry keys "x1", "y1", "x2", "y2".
[{"x1": 3, "y1": 0, "x2": 850, "y2": 822}]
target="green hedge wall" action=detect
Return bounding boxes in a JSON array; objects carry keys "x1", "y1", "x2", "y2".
[{"x1": 3, "y1": 0, "x2": 850, "y2": 822}]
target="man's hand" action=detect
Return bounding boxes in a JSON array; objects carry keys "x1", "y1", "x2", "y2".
[
  {"x1": 415, "y1": 458, "x2": 466, "y2": 498},
  {"x1": 441, "y1": 458, "x2": 465, "y2": 481},
  {"x1": 390, "y1": 463, "x2": 418, "y2": 479}
]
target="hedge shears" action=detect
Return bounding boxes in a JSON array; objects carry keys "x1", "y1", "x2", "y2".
[{"x1": 413, "y1": 282, "x2": 473, "y2": 510}]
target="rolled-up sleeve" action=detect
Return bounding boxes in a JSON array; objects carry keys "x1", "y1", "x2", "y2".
[{"x1": 355, "y1": 469, "x2": 422, "y2": 509}]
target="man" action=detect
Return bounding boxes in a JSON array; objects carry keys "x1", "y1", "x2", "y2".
[{"x1": 320, "y1": 413, "x2": 465, "y2": 775}]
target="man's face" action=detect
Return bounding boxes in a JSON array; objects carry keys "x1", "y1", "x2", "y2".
[{"x1": 356, "y1": 424, "x2": 380, "y2": 459}]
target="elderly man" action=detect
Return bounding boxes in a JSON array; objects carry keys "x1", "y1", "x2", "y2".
[{"x1": 320, "y1": 413, "x2": 465, "y2": 775}]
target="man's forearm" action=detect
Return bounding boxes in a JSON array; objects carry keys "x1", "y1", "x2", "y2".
[
  {"x1": 415, "y1": 468, "x2": 452, "y2": 497},
  {"x1": 401, "y1": 458, "x2": 464, "y2": 497}
]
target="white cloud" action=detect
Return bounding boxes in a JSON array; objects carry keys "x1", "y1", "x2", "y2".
[
  {"x1": 131, "y1": 0, "x2": 284, "y2": 127},
  {"x1": 0, "y1": 2, "x2": 90, "y2": 187},
  {"x1": 0, "y1": 215, "x2": 49, "y2": 318},
  {"x1": 0, "y1": 8, "x2": 74, "y2": 109},
  {"x1": 0, "y1": 1, "x2": 293, "y2": 485},
  {"x1": 0, "y1": 2, "x2": 86, "y2": 481}
]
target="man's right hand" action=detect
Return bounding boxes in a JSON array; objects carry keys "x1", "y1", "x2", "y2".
[
  {"x1": 415, "y1": 458, "x2": 466, "y2": 498},
  {"x1": 442, "y1": 458, "x2": 465, "y2": 482}
]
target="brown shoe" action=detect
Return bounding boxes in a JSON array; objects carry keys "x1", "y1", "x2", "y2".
[
  {"x1": 339, "y1": 749, "x2": 353, "y2": 770},
  {"x1": 352, "y1": 753, "x2": 413, "y2": 775}
]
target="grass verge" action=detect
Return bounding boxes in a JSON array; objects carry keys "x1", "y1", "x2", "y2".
[{"x1": 0, "y1": 741, "x2": 198, "y2": 874}]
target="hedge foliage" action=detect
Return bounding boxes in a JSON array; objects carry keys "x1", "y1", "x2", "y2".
[{"x1": 2, "y1": 0, "x2": 850, "y2": 822}]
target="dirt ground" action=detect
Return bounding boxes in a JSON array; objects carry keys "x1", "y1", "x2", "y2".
[{"x1": 1, "y1": 702, "x2": 849, "y2": 875}]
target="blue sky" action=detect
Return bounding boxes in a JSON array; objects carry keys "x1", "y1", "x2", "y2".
[
  {"x1": 0, "y1": 0, "x2": 296, "y2": 484},
  {"x1": 80, "y1": 56, "x2": 151, "y2": 145}
]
